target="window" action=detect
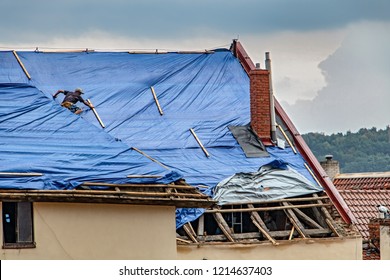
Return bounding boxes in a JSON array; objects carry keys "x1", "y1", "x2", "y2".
[{"x1": 2, "y1": 202, "x2": 35, "y2": 248}]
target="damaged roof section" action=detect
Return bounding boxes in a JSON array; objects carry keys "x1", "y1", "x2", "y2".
[{"x1": 0, "y1": 44, "x2": 354, "y2": 237}]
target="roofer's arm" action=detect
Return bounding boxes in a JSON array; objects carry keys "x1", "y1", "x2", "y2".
[
  {"x1": 82, "y1": 99, "x2": 94, "y2": 109},
  {"x1": 53, "y1": 90, "x2": 64, "y2": 99}
]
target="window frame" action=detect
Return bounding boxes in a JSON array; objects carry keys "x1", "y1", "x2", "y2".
[{"x1": 2, "y1": 201, "x2": 36, "y2": 249}]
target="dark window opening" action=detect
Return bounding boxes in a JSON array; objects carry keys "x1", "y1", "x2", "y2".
[{"x1": 2, "y1": 202, "x2": 35, "y2": 249}]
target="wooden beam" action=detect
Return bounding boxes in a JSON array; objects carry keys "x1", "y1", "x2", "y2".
[
  {"x1": 126, "y1": 175, "x2": 162, "y2": 178},
  {"x1": 150, "y1": 86, "x2": 164, "y2": 115},
  {"x1": 205, "y1": 203, "x2": 332, "y2": 213},
  {"x1": 197, "y1": 215, "x2": 205, "y2": 236},
  {"x1": 132, "y1": 147, "x2": 170, "y2": 170},
  {"x1": 276, "y1": 123, "x2": 297, "y2": 153},
  {"x1": 288, "y1": 227, "x2": 295, "y2": 240},
  {"x1": 213, "y1": 212, "x2": 235, "y2": 242},
  {"x1": 304, "y1": 163, "x2": 322, "y2": 187},
  {"x1": 0, "y1": 172, "x2": 43, "y2": 177},
  {"x1": 188, "y1": 228, "x2": 333, "y2": 242},
  {"x1": 81, "y1": 182, "x2": 196, "y2": 190},
  {"x1": 224, "y1": 195, "x2": 329, "y2": 206},
  {"x1": 176, "y1": 237, "x2": 192, "y2": 244},
  {"x1": 87, "y1": 99, "x2": 105, "y2": 128},
  {"x1": 12, "y1": 50, "x2": 31, "y2": 80},
  {"x1": 289, "y1": 203, "x2": 323, "y2": 229},
  {"x1": 282, "y1": 202, "x2": 307, "y2": 238},
  {"x1": 183, "y1": 223, "x2": 198, "y2": 243},
  {"x1": 313, "y1": 193, "x2": 340, "y2": 237},
  {"x1": 248, "y1": 204, "x2": 278, "y2": 245},
  {"x1": 189, "y1": 128, "x2": 210, "y2": 157}
]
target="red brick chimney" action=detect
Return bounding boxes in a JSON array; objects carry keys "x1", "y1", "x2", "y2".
[{"x1": 250, "y1": 69, "x2": 272, "y2": 145}]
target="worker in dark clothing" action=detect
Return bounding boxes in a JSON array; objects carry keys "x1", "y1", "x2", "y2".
[{"x1": 53, "y1": 88, "x2": 93, "y2": 114}]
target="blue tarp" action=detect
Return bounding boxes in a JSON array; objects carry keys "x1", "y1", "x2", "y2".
[{"x1": 0, "y1": 49, "x2": 322, "y2": 227}]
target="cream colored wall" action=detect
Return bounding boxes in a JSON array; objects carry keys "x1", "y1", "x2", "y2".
[
  {"x1": 380, "y1": 225, "x2": 390, "y2": 260},
  {"x1": 178, "y1": 237, "x2": 362, "y2": 260},
  {"x1": 0, "y1": 202, "x2": 176, "y2": 260}
]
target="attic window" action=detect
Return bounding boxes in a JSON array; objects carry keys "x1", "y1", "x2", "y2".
[
  {"x1": 2, "y1": 202, "x2": 35, "y2": 249},
  {"x1": 229, "y1": 125, "x2": 268, "y2": 157}
]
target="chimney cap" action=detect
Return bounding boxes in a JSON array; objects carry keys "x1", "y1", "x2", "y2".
[{"x1": 325, "y1": 155, "x2": 333, "y2": 161}]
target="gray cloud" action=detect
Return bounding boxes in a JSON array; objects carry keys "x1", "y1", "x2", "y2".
[
  {"x1": 283, "y1": 21, "x2": 390, "y2": 134},
  {"x1": 1, "y1": 0, "x2": 389, "y2": 43}
]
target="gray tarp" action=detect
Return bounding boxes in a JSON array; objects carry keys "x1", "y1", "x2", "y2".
[{"x1": 213, "y1": 165, "x2": 323, "y2": 205}]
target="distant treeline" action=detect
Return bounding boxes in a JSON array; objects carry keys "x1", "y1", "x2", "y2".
[{"x1": 302, "y1": 126, "x2": 390, "y2": 173}]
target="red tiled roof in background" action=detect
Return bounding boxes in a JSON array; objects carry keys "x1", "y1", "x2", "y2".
[
  {"x1": 334, "y1": 172, "x2": 390, "y2": 190},
  {"x1": 337, "y1": 190, "x2": 390, "y2": 240}
]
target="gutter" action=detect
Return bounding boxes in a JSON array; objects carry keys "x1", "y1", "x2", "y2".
[{"x1": 231, "y1": 40, "x2": 354, "y2": 224}]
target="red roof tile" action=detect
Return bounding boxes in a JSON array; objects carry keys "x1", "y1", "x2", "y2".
[
  {"x1": 337, "y1": 189, "x2": 390, "y2": 240},
  {"x1": 334, "y1": 172, "x2": 390, "y2": 190}
]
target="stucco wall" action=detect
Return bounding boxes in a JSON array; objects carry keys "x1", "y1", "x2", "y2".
[
  {"x1": 1, "y1": 202, "x2": 176, "y2": 260},
  {"x1": 178, "y1": 237, "x2": 362, "y2": 260}
]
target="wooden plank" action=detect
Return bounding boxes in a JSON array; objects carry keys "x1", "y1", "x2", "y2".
[
  {"x1": 81, "y1": 182, "x2": 196, "y2": 190},
  {"x1": 224, "y1": 195, "x2": 329, "y2": 206},
  {"x1": 276, "y1": 123, "x2": 297, "y2": 154},
  {"x1": 313, "y1": 193, "x2": 340, "y2": 236},
  {"x1": 0, "y1": 172, "x2": 43, "y2": 177},
  {"x1": 176, "y1": 237, "x2": 192, "y2": 244},
  {"x1": 288, "y1": 227, "x2": 295, "y2": 240},
  {"x1": 87, "y1": 99, "x2": 105, "y2": 128},
  {"x1": 282, "y1": 202, "x2": 307, "y2": 238},
  {"x1": 205, "y1": 203, "x2": 332, "y2": 213},
  {"x1": 126, "y1": 175, "x2": 162, "y2": 178},
  {"x1": 288, "y1": 202, "x2": 323, "y2": 229},
  {"x1": 248, "y1": 204, "x2": 278, "y2": 245},
  {"x1": 189, "y1": 128, "x2": 210, "y2": 157},
  {"x1": 183, "y1": 223, "x2": 198, "y2": 243},
  {"x1": 12, "y1": 50, "x2": 31, "y2": 80},
  {"x1": 192, "y1": 228, "x2": 333, "y2": 242},
  {"x1": 213, "y1": 212, "x2": 235, "y2": 242},
  {"x1": 150, "y1": 86, "x2": 164, "y2": 115},
  {"x1": 197, "y1": 215, "x2": 205, "y2": 236},
  {"x1": 132, "y1": 147, "x2": 170, "y2": 170},
  {"x1": 325, "y1": 218, "x2": 341, "y2": 237}
]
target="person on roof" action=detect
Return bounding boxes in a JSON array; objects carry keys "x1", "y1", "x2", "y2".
[{"x1": 53, "y1": 88, "x2": 93, "y2": 114}]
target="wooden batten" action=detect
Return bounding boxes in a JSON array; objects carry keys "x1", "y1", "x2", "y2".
[
  {"x1": 87, "y1": 99, "x2": 105, "y2": 128},
  {"x1": 132, "y1": 147, "x2": 170, "y2": 170},
  {"x1": 190, "y1": 128, "x2": 210, "y2": 157},
  {"x1": 150, "y1": 86, "x2": 164, "y2": 115},
  {"x1": 0, "y1": 172, "x2": 43, "y2": 177},
  {"x1": 12, "y1": 50, "x2": 31, "y2": 80}
]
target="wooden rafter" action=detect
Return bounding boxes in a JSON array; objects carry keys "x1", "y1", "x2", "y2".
[
  {"x1": 282, "y1": 202, "x2": 307, "y2": 238},
  {"x1": 213, "y1": 212, "x2": 235, "y2": 242}
]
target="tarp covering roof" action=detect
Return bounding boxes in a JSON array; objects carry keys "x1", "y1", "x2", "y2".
[{"x1": 0, "y1": 49, "x2": 322, "y2": 225}]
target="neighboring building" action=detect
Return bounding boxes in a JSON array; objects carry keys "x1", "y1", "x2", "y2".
[
  {"x1": 322, "y1": 157, "x2": 390, "y2": 260},
  {"x1": 0, "y1": 41, "x2": 361, "y2": 260}
]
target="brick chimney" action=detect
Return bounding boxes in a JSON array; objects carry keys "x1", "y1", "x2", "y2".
[
  {"x1": 320, "y1": 155, "x2": 340, "y2": 181},
  {"x1": 250, "y1": 69, "x2": 272, "y2": 145}
]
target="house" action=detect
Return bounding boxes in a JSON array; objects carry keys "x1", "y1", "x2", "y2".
[
  {"x1": 321, "y1": 156, "x2": 390, "y2": 259},
  {"x1": 0, "y1": 40, "x2": 361, "y2": 259}
]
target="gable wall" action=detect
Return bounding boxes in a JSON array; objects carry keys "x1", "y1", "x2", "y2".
[{"x1": 0, "y1": 202, "x2": 177, "y2": 259}]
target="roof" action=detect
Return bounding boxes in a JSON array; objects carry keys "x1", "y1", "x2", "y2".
[
  {"x1": 334, "y1": 171, "x2": 390, "y2": 243},
  {"x1": 0, "y1": 42, "x2": 354, "y2": 227},
  {"x1": 337, "y1": 189, "x2": 390, "y2": 239},
  {"x1": 334, "y1": 172, "x2": 390, "y2": 190}
]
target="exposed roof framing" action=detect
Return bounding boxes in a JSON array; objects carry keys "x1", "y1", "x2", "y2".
[
  {"x1": 0, "y1": 181, "x2": 215, "y2": 208},
  {"x1": 176, "y1": 192, "x2": 352, "y2": 244}
]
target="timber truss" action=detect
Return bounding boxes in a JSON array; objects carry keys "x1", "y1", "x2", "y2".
[{"x1": 176, "y1": 192, "x2": 350, "y2": 244}]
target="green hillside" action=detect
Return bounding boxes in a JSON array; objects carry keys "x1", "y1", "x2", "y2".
[{"x1": 302, "y1": 126, "x2": 390, "y2": 173}]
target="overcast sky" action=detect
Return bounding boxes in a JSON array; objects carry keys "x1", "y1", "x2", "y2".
[{"x1": 1, "y1": 0, "x2": 389, "y2": 134}]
